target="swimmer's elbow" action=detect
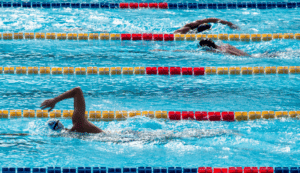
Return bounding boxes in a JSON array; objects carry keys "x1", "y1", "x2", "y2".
[
  {"x1": 203, "y1": 18, "x2": 220, "y2": 23},
  {"x1": 74, "y1": 87, "x2": 82, "y2": 91},
  {"x1": 73, "y1": 87, "x2": 83, "y2": 94}
]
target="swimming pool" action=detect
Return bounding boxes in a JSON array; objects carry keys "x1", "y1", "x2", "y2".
[{"x1": 0, "y1": 0, "x2": 300, "y2": 169}]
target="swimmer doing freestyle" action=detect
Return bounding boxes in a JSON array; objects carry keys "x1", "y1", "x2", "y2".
[
  {"x1": 198, "y1": 38, "x2": 250, "y2": 56},
  {"x1": 154, "y1": 18, "x2": 250, "y2": 56},
  {"x1": 41, "y1": 87, "x2": 103, "y2": 133},
  {"x1": 174, "y1": 17, "x2": 239, "y2": 34},
  {"x1": 4, "y1": 87, "x2": 239, "y2": 139}
]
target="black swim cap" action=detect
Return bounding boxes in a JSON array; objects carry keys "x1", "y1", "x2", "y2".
[
  {"x1": 199, "y1": 38, "x2": 217, "y2": 49},
  {"x1": 197, "y1": 23, "x2": 212, "y2": 33}
]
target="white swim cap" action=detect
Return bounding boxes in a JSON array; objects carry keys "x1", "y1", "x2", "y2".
[{"x1": 47, "y1": 119, "x2": 64, "y2": 131}]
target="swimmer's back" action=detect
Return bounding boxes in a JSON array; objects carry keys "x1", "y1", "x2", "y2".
[{"x1": 220, "y1": 44, "x2": 250, "y2": 56}]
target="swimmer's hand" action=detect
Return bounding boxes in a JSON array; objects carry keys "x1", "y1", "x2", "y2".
[{"x1": 40, "y1": 99, "x2": 56, "y2": 112}]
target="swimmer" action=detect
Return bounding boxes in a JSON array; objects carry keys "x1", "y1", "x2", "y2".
[
  {"x1": 151, "y1": 38, "x2": 250, "y2": 56},
  {"x1": 199, "y1": 38, "x2": 250, "y2": 56},
  {"x1": 174, "y1": 18, "x2": 239, "y2": 34},
  {"x1": 41, "y1": 87, "x2": 103, "y2": 134}
]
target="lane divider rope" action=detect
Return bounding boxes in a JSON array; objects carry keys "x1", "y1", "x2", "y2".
[
  {"x1": 1, "y1": 109, "x2": 300, "y2": 121},
  {"x1": 1, "y1": 167, "x2": 295, "y2": 173},
  {"x1": 1, "y1": 2, "x2": 300, "y2": 10},
  {"x1": 1, "y1": 66, "x2": 300, "y2": 75},
  {"x1": 1, "y1": 33, "x2": 300, "y2": 41}
]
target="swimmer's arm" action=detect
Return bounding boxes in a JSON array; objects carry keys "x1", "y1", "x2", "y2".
[
  {"x1": 41, "y1": 87, "x2": 103, "y2": 133},
  {"x1": 199, "y1": 18, "x2": 238, "y2": 29},
  {"x1": 46, "y1": 87, "x2": 90, "y2": 125},
  {"x1": 241, "y1": 52, "x2": 251, "y2": 57},
  {"x1": 67, "y1": 87, "x2": 103, "y2": 133},
  {"x1": 174, "y1": 18, "x2": 238, "y2": 34},
  {"x1": 41, "y1": 87, "x2": 82, "y2": 112},
  {"x1": 150, "y1": 49, "x2": 187, "y2": 52},
  {"x1": 41, "y1": 87, "x2": 87, "y2": 124},
  {"x1": 68, "y1": 87, "x2": 87, "y2": 125},
  {"x1": 221, "y1": 44, "x2": 250, "y2": 56}
]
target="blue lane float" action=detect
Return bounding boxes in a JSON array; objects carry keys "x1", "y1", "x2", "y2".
[
  {"x1": 93, "y1": 168, "x2": 106, "y2": 173},
  {"x1": 3, "y1": 167, "x2": 300, "y2": 173},
  {"x1": 32, "y1": 2, "x2": 41, "y2": 8},
  {"x1": 12, "y1": 2, "x2": 21, "y2": 7},
  {"x1": 4, "y1": 167, "x2": 300, "y2": 173},
  {"x1": 0, "y1": 2, "x2": 299, "y2": 9},
  {"x1": 123, "y1": 168, "x2": 137, "y2": 173},
  {"x1": 41, "y1": 2, "x2": 51, "y2": 8},
  {"x1": 32, "y1": 168, "x2": 46, "y2": 173},
  {"x1": 107, "y1": 168, "x2": 121, "y2": 173}
]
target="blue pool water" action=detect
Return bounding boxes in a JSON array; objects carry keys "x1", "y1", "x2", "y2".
[
  {"x1": 1, "y1": 118, "x2": 300, "y2": 167},
  {"x1": 0, "y1": 2, "x2": 300, "y2": 168}
]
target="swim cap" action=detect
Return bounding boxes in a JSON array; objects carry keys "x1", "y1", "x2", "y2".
[
  {"x1": 199, "y1": 38, "x2": 217, "y2": 49},
  {"x1": 197, "y1": 23, "x2": 212, "y2": 33},
  {"x1": 47, "y1": 119, "x2": 64, "y2": 131}
]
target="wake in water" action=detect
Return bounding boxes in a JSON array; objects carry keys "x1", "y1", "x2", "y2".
[
  {"x1": 57, "y1": 128, "x2": 241, "y2": 144},
  {"x1": 0, "y1": 128, "x2": 240, "y2": 147},
  {"x1": 251, "y1": 49, "x2": 300, "y2": 58},
  {"x1": 0, "y1": 119, "x2": 240, "y2": 144}
]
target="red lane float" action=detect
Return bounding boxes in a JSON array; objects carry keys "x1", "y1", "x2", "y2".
[
  {"x1": 245, "y1": 167, "x2": 258, "y2": 173},
  {"x1": 164, "y1": 34, "x2": 174, "y2": 41},
  {"x1": 149, "y1": 3, "x2": 158, "y2": 8},
  {"x1": 170, "y1": 67, "x2": 181, "y2": 75},
  {"x1": 129, "y1": 3, "x2": 138, "y2": 8},
  {"x1": 193, "y1": 67, "x2": 205, "y2": 75},
  {"x1": 154, "y1": 34, "x2": 163, "y2": 41},
  {"x1": 139, "y1": 3, "x2": 148, "y2": 8},
  {"x1": 169, "y1": 111, "x2": 181, "y2": 120},
  {"x1": 198, "y1": 167, "x2": 212, "y2": 173},
  {"x1": 121, "y1": 33, "x2": 175, "y2": 41},
  {"x1": 121, "y1": 34, "x2": 131, "y2": 40},
  {"x1": 182, "y1": 67, "x2": 193, "y2": 75},
  {"x1": 208, "y1": 112, "x2": 221, "y2": 121},
  {"x1": 229, "y1": 167, "x2": 243, "y2": 173},
  {"x1": 259, "y1": 167, "x2": 273, "y2": 173},
  {"x1": 158, "y1": 67, "x2": 169, "y2": 75},
  {"x1": 159, "y1": 2, "x2": 168, "y2": 9},
  {"x1": 222, "y1": 111, "x2": 235, "y2": 121},
  {"x1": 143, "y1": 34, "x2": 153, "y2": 41},
  {"x1": 120, "y1": 3, "x2": 129, "y2": 8},
  {"x1": 146, "y1": 67, "x2": 157, "y2": 75},
  {"x1": 214, "y1": 168, "x2": 228, "y2": 173},
  {"x1": 195, "y1": 111, "x2": 208, "y2": 121},
  {"x1": 182, "y1": 111, "x2": 195, "y2": 119},
  {"x1": 132, "y1": 34, "x2": 142, "y2": 40}
]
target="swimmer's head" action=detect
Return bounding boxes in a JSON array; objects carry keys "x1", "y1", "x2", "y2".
[
  {"x1": 197, "y1": 23, "x2": 212, "y2": 33},
  {"x1": 199, "y1": 38, "x2": 217, "y2": 49},
  {"x1": 47, "y1": 119, "x2": 64, "y2": 131}
]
